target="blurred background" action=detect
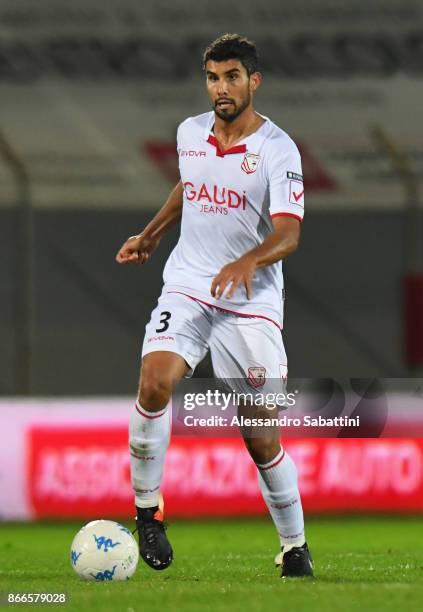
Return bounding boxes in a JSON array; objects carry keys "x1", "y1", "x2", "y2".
[{"x1": 0, "y1": 0, "x2": 422, "y2": 520}]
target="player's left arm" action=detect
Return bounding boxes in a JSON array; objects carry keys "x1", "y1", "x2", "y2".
[{"x1": 211, "y1": 216, "x2": 300, "y2": 300}]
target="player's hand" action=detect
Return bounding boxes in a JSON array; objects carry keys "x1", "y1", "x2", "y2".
[
  {"x1": 115, "y1": 233, "x2": 161, "y2": 265},
  {"x1": 211, "y1": 254, "x2": 257, "y2": 300}
]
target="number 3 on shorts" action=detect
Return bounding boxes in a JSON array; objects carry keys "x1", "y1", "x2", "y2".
[{"x1": 156, "y1": 311, "x2": 172, "y2": 333}]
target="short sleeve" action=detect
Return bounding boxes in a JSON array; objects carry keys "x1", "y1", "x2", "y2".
[
  {"x1": 176, "y1": 116, "x2": 193, "y2": 151},
  {"x1": 268, "y1": 141, "x2": 304, "y2": 222},
  {"x1": 176, "y1": 122, "x2": 183, "y2": 151},
  {"x1": 176, "y1": 121, "x2": 187, "y2": 176}
]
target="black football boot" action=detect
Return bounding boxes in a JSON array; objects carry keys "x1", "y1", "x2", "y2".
[{"x1": 135, "y1": 506, "x2": 173, "y2": 570}]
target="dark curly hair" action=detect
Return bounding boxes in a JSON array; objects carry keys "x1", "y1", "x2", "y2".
[{"x1": 203, "y1": 33, "x2": 259, "y2": 76}]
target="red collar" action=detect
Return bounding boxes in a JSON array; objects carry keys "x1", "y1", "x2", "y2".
[{"x1": 207, "y1": 134, "x2": 247, "y2": 158}]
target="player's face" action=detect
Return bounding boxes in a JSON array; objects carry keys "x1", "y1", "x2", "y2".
[{"x1": 205, "y1": 59, "x2": 259, "y2": 123}]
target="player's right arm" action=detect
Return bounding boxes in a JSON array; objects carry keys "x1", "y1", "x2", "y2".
[{"x1": 115, "y1": 181, "x2": 183, "y2": 265}]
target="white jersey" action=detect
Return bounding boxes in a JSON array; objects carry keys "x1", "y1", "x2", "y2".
[{"x1": 162, "y1": 111, "x2": 304, "y2": 329}]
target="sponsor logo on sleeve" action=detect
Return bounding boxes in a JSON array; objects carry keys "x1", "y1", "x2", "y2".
[
  {"x1": 287, "y1": 171, "x2": 303, "y2": 182},
  {"x1": 289, "y1": 180, "x2": 304, "y2": 206}
]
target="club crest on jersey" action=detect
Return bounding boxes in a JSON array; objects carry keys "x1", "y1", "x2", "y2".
[
  {"x1": 247, "y1": 366, "x2": 266, "y2": 388},
  {"x1": 241, "y1": 153, "x2": 260, "y2": 175}
]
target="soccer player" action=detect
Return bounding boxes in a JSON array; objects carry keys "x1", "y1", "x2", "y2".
[{"x1": 116, "y1": 33, "x2": 313, "y2": 578}]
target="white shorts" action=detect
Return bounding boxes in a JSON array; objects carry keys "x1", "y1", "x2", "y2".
[{"x1": 142, "y1": 291, "x2": 288, "y2": 398}]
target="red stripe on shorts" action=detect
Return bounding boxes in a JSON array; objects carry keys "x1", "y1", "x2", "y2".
[{"x1": 167, "y1": 291, "x2": 282, "y2": 331}]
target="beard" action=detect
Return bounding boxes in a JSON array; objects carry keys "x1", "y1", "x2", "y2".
[{"x1": 213, "y1": 91, "x2": 251, "y2": 123}]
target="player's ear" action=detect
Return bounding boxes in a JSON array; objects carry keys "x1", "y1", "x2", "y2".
[{"x1": 250, "y1": 72, "x2": 262, "y2": 92}]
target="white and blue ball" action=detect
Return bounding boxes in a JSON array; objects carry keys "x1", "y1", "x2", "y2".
[{"x1": 70, "y1": 520, "x2": 139, "y2": 581}]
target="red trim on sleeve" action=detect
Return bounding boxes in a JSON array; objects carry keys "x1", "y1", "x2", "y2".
[{"x1": 271, "y1": 212, "x2": 303, "y2": 222}]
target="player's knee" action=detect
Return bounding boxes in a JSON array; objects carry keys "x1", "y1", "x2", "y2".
[
  {"x1": 244, "y1": 436, "x2": 279, "y2": 464},
  {"x1": 138, "y1": 376, "x2": 172, "y2": 411}
]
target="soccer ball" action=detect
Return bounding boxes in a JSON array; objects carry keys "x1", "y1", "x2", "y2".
[{"x1": 70, "y1": 520, "x2": 139, "y2": 581}]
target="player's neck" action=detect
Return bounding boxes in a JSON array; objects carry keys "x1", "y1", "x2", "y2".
[{"x1": 213, "y1": 108, "x2": 264, "y2": 150}]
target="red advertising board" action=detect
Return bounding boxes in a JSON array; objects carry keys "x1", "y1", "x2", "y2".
[
  {"x1": 28, "y1": 426, "x2": 131, "y2": 518},
  {"x1": 27, "y1": 426, "x2": 423, "y2": 518}
]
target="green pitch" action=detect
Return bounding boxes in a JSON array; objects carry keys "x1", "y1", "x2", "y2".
[{"x1": 1, "y1": 516, "x2": 422, "y2": 612}]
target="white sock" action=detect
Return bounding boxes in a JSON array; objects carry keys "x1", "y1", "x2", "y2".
[
  {"x1": 129, "y1": 400, "x2": 170, "y2": 509},
  {"x1": 256, "y1": 447, "x2": 305, "y2": 551}
]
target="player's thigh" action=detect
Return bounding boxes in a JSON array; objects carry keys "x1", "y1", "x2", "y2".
[
  {"x1": 210, "y1": 315, "x2": 288, "y2": 398},
  {"x1": 141, "y1": 292, "x2": 211, "y2": 381},
  {"x1": 211, "y1": 316, "x2": 286, "y2": 455}
]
